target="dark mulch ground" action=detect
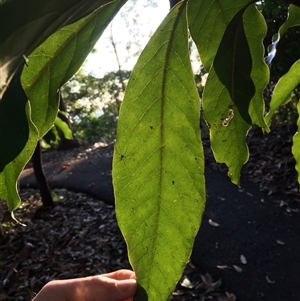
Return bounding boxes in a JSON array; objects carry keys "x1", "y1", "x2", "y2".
[{"x1": 1, "y1": 125, "x2": 299, "y2": 301}]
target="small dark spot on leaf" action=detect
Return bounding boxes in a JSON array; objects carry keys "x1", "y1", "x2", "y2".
[
  {"x1": 195, "y1": 157, "x2": 197, "y2": 160},
  {"x1": 150, "y1": 126, "x2": 153, "y2": 129},
  {"x1": 172, "y1": 180, "x2": 175, "y2": 185}
]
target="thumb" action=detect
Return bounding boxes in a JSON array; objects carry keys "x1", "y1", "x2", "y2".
[{"x1": 106, "y1": 278, "x2": 137, "y2": 301}]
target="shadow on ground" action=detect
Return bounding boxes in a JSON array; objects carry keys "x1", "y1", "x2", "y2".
[{"x1": 19, "y1": 147, "x2": 300, "y2": 301}]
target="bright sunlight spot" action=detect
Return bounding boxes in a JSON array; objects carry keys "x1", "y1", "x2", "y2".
[{"x1": 82, "y1": 0, "x2": 170, "y2": 77}]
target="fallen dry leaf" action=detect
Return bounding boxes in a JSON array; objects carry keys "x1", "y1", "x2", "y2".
[
  {"x1": 233, "y1": 265, "x2": 243, "y2": 273},
  {"x1": 225, "y1": 291, "x2": 237, "y2": 301},
  {"x1": 1, "y1": 188, "x2": 229, "y2": 301},
  {"x1": 180, "y1": 276, "x2": 194, "y2": 289},
  {"x1": 208, "y1": 219, "x2": 220, "y2": 227},
  {"x1": 266, "y1": 276, "x2": 275, "y2": 284},
  {"x1": 240, "y1": 254, "x2": 247, "y2": 264},
  {"x1": 216, "y1": 265, "x2": 228, "y2": 270}
]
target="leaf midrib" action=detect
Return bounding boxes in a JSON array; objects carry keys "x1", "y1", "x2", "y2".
[
  {"x1": 146, "y1": 1, "x2": 186, "y2": 288},
  {"x1": 23, "y1": 12, "x2": 97, "y2": 92}
]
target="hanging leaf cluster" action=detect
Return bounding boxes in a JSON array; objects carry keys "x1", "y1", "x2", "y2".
[{"x1": 0, "y1": 1, "x2": 299, "y2": 300}]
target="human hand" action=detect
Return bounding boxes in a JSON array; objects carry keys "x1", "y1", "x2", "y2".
[{"x1": 32, "y1": 269, "x2": 137, "y2": 301}]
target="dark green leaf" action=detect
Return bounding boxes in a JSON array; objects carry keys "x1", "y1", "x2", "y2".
[
  {"x1": 0, "y1": 67, "x2": 39, "y2": 212},
  {"x1": 188, "y1": 0, "x2": 252, "y2": 71},
  {"x1": 202, "y1": 4, "x2": 268, "y2": 184},
  {"x1": 0, "y1": 66, "x2": 29, "y2": 173},
  {"x1": 0, "y1": 0, "x2": 126, "y2": 99},
  {"x1": 1, "y1": 0, "x2": 126, "y2": 213},
  {"x1": 21, "y1": 0, "x2": 126, "y2": 138},
  {"x1": 43, "y1": 127, "x2": 58, "y2": 145},
  {"x1": 214, "y1": 7, "x2": 254, "y2": 125},
  {"x1": 244, "y1": 7, "x2": 269, "y2": 130}
]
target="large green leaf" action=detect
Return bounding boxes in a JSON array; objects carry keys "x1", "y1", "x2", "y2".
[
  {"x1": 202, "y1": 4, "x2": 267, "y2": 184},
  {"x1": 0, "y1": 0, "x2": 122, "y2": 99},
  {"x1": 0, "y1": 67, "x2": 38, "y2": 213},
  {"x1": 113, "y1": 2, "x2": 205, "y2": 300},
  {"x1": 187, "y1": 0, "x2": 252, "y2": 71},
  {"x1": 213, "y1": 7, "x2": 255, "y2": 125},
  {"x1": 244, "y1": 6, "x2": 269, "y2": 130},
  {"x1": 21, "y1": 0, "x2": 126, "y2": 138},
  {"x1": 281, "y1": 4, "x2": 300, "y2": 32},
  {"x1": 0, "y1": 67, "x2": 29, "y2": 173},
  {"x1": 292, "y1": 101, "x2": 300, "y2": 184},
  {"x1": 265, "y1": 60, "x2": 300, "y2": 125},
  {"x1": 0, "y1": 1, "x2": 126, "y2": 213}
]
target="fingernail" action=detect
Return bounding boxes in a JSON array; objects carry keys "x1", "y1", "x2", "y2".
[{"x1": 116, "y1": 279, "x2": 137, "y2": 292}]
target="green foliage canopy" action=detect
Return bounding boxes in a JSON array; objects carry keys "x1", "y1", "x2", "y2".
[
  {"x1": 61, "y1": 70, "x2": 131, "y2": 144},
  {"x1": 0, "y1": 0, "x2": 126, "y2": 212},
  {"x1": 0, "y1": 1, "x2": 299, "y2": 300}
]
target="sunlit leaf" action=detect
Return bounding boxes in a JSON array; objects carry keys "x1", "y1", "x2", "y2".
[
  {"x1": 188, "y1": 0, "x2": 252, "y2": 71},
  {"x1": 0, "y1": 67, "x2": 38, "y2": 213},
  {"x1": 202, "y1": 5, "x2": 266, "y2": 184},
  {"x1": 55, "y1": 115, "x2": 73, "y2": 140},
  {"x1": 188, "y1": 2, "x2": 268, "y2": 183},
  {"x1": 113, "y1": 3, "x2": 205, "y2": 301},
  {"x1": 213, "y1": 7, "x2": 254, "y2": 125},
  {"x1": 244, "y1": 6, "x2": 269, "y2": 131},
  {"x1": 21, "y1": 0, "x2": 126, "y2": 138},
  {"x1": 265, "y1": 60, "x2": 300, "y2": 125},
  {"x1": 0, "y1": 1, "x2": 126, "y2": 214},
  {"x1": 292, "y1": 101, "x2": 300, "y2": 184},
  {"x1": 0, "y1": 0, "x2": 124, "y2": 99}
]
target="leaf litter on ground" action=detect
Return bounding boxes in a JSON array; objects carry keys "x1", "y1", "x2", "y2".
[
  {"x1": 1, "y1": 189, "x2": 234, "y2": 301},
  {"x1": 1, "y1": 124, "x2": 299, "y2": 301}
]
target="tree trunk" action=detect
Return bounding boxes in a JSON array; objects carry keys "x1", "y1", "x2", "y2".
[{"x1": 32, "y1": 141, "x2": 54, "y2": 207}]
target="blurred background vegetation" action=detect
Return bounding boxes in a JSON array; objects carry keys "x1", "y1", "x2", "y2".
[
  {"x1": 60, "y1": 70, "x2": 131, "y2": 145},
  {"x1": 43, "y1": 0, "x2": 299, "y2": 149}
]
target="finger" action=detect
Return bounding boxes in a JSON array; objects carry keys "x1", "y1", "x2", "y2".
[
  {"x1": 44, "y1": 276, "x2": 137, "y2": 301},
  {"x1": 102, "y1": 269, "x2": 136, "y2": 281},
  {"x1": 33, "y1": 270, "x2": 138, "y2": 301},
  {"x1": 89, "y1": 276, "x2": 137, "y2": 301}
]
